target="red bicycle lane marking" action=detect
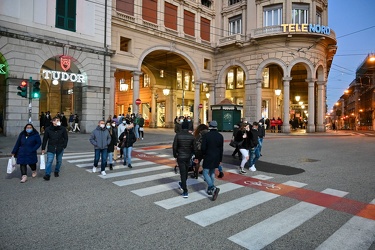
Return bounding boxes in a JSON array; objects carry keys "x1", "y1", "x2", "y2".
[
  {"x1": 133, "y1": 148, "x2": 375, "y2": 221},
  {"x1": 221, "y1": 172, "x2": 375, "y2": 221}
]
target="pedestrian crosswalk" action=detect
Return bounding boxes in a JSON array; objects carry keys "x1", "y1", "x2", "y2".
[{"x1": 63, "y1": 150, "x2": 375, "y2": 249}]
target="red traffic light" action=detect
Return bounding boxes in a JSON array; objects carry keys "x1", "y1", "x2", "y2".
[{"x1": 21, "y1": 80, "x2": 27, "y2": 87}]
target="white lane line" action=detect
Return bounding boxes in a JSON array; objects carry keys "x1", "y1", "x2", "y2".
[
  {"x1": 75, "y1": 158, "x2": 141, "y2": 168},
  {"x1": 113, "y1": 171, "x2": 176, "y2": 186},
  {"x1": 228, "y1": 188, "x2": 348, "y2": 250},
  {"x1": 186, "y1": 181, "x2": 306, "y2": 227},
  {"x1": 68, "y1": 158, "x2": 97, "y2": 163},
  {"x1": 316, "y1": 198, "x2": 375, "y2": 250},
  {"x1": 154, "y1": 183, "x2": 243, "y2": 210},
  {"x1": 131, "y1": 178, "x2": 204, "y2": 197},
  {"x1": 156, "y1": 154, "x2": 173, "y2": 158},
  {"x1": 99, "y1": 165, "x2": 169, "y2": 179},
  {"x1": 62, "y1": 152, "x2": 93, "y2": 156},
  {"x1": 63, "y1": 154, "x2": 95, "y2": 159}
]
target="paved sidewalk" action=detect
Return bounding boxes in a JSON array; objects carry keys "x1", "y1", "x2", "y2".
[{"x1": 0, "y1": 127, "x2": 349, "y2": 158}]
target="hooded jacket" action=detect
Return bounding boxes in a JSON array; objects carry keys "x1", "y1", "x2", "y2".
[
  {"x1": 12, "y1": 129, "x2": 41, "y2": 164},
  {"x1": 42, "y1": 125, "x2": 68, "y2": 153}
]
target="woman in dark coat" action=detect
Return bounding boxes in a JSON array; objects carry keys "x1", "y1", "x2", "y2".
[
  {"x1": 106, "y1": 121, "x2": 118, "y2": 170},
  {"x1": 11, "y1": 123, "x2": 42, "y2": 183},
  {"x1": 118, "y1": 121, "x2": 137, "y2": 168},
  {"x1": 234, "y1": 122, "x2": 251, "y2": 174}
]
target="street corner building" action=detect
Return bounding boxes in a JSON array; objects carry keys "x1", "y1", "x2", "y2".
[{"x1": 0, "y1": 0, "x2": 337, "y2": 136}]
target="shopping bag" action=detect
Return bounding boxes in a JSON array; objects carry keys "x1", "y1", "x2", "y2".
[
  {"x1": 113, "y1": 147, "x2": 118, "y2": 160},
  {"x1": 139, "y1": 127, "x2": 144, "y2": 131},
  {"x1": 11, "y1": 156, "x2": 16, "y2": 165},
  {"x1": 7, "y1": 158, "x2": 16, "y2": 174},
  {"x1": 40, "y1": 154, "x2": 46, "y2": 170}
]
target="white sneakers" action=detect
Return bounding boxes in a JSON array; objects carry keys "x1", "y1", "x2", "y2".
[
  {"x1": 92, "y1": 166, "x2": 97, "y2": 173},
  {"x1": 101, "y1": 171, "x2": 106, "y2": 176},
  {"x1": 249, "y1": 164, "x2": 256, "y2": 172}
]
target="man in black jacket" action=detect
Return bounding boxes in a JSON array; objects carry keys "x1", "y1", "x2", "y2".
[
  {"x1": 42, "y1": 116, "x2": 68, "y2": 180},
  {"x1": 201, "y1": 120, "x2": 223, "y2": 201},
  {"x1": 173, "y1": 121, "x2": 194, "y2": 198}
]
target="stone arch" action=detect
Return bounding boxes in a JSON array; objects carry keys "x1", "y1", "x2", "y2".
[
  {"x1": 288, "y1": 57, "x2": 315, "y2": 79},
  {"x1": 138, "y1": 45, "x2": 201, "y2": 81},
  {"x1": 256, "y1": 58, "x2": 288, "y2": 79},
  {"x1": 217, "y1": 60, "x2": 250, "y2": 86},
  {"x1": 315, "y1": 63, "x2": 326, "y2": 82}
]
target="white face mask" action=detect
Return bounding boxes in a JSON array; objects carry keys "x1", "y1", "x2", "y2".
[
  {"x1": 180, "y1": 119, "x2": 184, "y2": 123},
  {"x1": 112, "y1": 123, "x2": 116, "y2": 127},
  {"x1": 56, "y1": 121, "x2": 61, "y2": 126},
  {"x1": 100, "y1": 124, "x2": 105, "y2": 128}
]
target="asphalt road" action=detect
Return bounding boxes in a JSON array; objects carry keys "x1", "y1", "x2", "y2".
[{"x1": 1, "y1": 129, "x2": 375, "y2": 250}]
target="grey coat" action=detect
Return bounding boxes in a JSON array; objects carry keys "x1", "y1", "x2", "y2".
[{"x1": 89, "y1": 126, "x2": 111, "y2": 149}]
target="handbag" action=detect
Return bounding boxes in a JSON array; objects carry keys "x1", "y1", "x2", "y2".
[
  {"x1": 229, "y1": 139, "x2": 243, "y2": 148},
  {"x1": 7, "y1": 158, "x2": 16, "y2": 174},
  {"x1": 40, "y1": 154, "x2": 46, "y2": 170},
  {"x1": 139, "y1": 127, "x2": 144, "y2": 131}
]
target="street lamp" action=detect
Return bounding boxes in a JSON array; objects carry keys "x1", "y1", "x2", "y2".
[
  {"x1": 275, "y1": 89, "x2": 281, "y2": 96},
  {"x1": 295, "y1": 95, "x2": 301, "y2": 102}
]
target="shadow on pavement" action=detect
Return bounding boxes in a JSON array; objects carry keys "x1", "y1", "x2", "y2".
[{"x1": 223, "y1": 155, "x2": 305, "y2": 176}]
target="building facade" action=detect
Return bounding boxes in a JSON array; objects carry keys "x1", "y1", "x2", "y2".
[
  {"x1": 111, "y1": 0, "x2": 336, "y2": 132},
  {"x1": 0, "y1": 0, "x2": 337, "y2": 136},
  {"x1": 0, "y1": 0, "x2": 112, "y2": 136},
  {"x1": 331, "y1": 54, "x2": 375, "y2": 130}
]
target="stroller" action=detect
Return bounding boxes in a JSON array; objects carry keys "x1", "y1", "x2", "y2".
[{"x1": 174, "y1": 155, "x2": 199, "y2": 179}]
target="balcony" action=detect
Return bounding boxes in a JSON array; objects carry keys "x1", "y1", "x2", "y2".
[{"x1": 217, "y1": 34, "x2": 247, "y2": 47}]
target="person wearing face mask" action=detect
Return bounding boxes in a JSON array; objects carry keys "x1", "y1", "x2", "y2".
[
  {"x1": 118, "y1": 121, "x2": 137, "y2": 168},
  {"x1": 105, "y1": 121, "x2": 118, "y2": 170},
  {"x1": 11, "y1": 123, "x2": 42, "y2": 183},
  {"x1": 174, "y1": 116, "x2": 185, "y2": 134},
  {"x1": 117, "y1": 119, "x2": 127, "y2": 158},
  {"x1": 186, "y1": 116, "x2": 194, "y2": 133},
  {"x1": 89, "y1": 120, "x2": 111, "y2": 176},
  {"x1": 42, "y1": 117, "x2": 69, "y2": 181}
]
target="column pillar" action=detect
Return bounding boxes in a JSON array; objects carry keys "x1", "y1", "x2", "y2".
[
  {"x1": 150, "y1": 87, "x2": 158, "y2": 128},
  {"x1": 132, "y1": 71, "x2": 142, "y2": 114},
  {"x1": 307, "y1": 79, "x2": 316, "y2": 133},
  {"x1": 194, "y1": 82, "x2": 201, "y2": 128},
  {"x1": 316, "y1": 80, "x2": 326, "y2": 132},
  {"x1": 109, "y1": 66, "x2": 117, "y2": 116},
  {"x1": 282, "y1": 77, "x2": 292, "y2": 133},
  {"x1": 256, "y1": 78, "x2": 262, "y2": 121},
  {"x1": 207, "y1": 83, "x2": 215, "y2": 122}
]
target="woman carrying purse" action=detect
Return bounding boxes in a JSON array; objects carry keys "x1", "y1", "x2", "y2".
[{"x1": 234, "y1": 122, "x2": 251, "y2": 174}]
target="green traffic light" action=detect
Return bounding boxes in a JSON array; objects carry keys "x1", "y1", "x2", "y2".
[{"x1": 32, "y1": 81, "x2": 40, "y2": 99}]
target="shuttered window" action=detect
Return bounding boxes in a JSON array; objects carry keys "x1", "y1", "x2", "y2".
[
  {"x1": 200, "y1": 17, "x2": 210, "y2": 41},
  {"x1": 56, "y1": 0, "x2": 76, "y2": 32},
  {"x1": 184, "y1": 10, "x2": 195, "y2": 36},
  {"x1": 116, "y1": 0, "x2": 134, "y2": 16},
  {"x1": 165, "y1": 2, "x2": 177, "y2": 30},
  {"x1": 142, "y1": 0, "x2": 157, "y2": 23}
]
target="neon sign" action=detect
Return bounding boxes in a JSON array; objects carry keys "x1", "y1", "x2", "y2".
[
  {"x1": 0, "y1": 64, "x2": 6, "y2": 74},
  {"x1": 281, "y1": 23, "x2": 330, "y2": 35},
  {"x1": 42, "y1": 70, "x2": 86, "y2": 83}
]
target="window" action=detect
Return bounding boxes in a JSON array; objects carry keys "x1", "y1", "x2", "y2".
[
  {"x1": 229, "y1": 0, "x2": 241, "y2": 6},
  {"x1": 201, "y1": 0, "x2": 212, "y2": 8},
  {"x1": 142, "y1": 0, "x2": 157, "y2": 24},
  {"x1": 184, "y1": 10, "x2": 195, "y2": 36},
  {"x1": 120, "y1": 37, "x2": 131, "y2": 52},
  {"x1": 316, "y1": 9, "x2": 322, "y2": 25},
  {"x1": 204, "y1": 58, "x2": 211, "y2": 70},
  {"x1": 116, "y1": 0, "x2": 134, "y2": 16},
  {"x1": 263, "y1": 4, "x2": 282, "y2": 27},
  {"x1": 226, "y1": 67, "x2": 244, "y2": 89},
  {"x1": 229, "y1": 15, "x2": 242, "y2": 35},
  {"x1": 56, "y1": 0, "x2": 76, "y2": 32},
  {"x1": 292, "y1": 4, "x2": 309, "y2": 24},
  {"x1": 165, "y1": 3, "x2": 177, "y2": 30},
  {"x1": 200, "y1": 17, "x2": 211, "y2": 41},
  {"x1": 262, "y1": 68, "x2": 269, "y2": 88}
]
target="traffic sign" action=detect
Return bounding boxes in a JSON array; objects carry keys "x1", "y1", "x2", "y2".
[{"x1": 135, "y1": 98, "x2": 141, "y2": 105}]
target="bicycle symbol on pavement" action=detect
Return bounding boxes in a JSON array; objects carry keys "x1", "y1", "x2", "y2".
[{"x1": 244, "y1": 180, "x2": 281, "y2": 190}]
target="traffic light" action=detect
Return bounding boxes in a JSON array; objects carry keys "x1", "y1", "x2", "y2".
[
  {"x1": 32, "y1": 81, "x2": 40, "y2": 98},
  {"x1": 17, "y1": 80, "x2": 28, "y2": 98}
]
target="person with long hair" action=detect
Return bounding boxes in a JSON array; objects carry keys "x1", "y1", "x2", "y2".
[
  {"x1": 106, "y1": 121, "x2": 118, "y2": 170},
  {"x1": 11, "y1": 123, "x2": 42, "y2": 183},
  {"x1": 193, "y1": 124, "x2": 209, "y2": 178}
]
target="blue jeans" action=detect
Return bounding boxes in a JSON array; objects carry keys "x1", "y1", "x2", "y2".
[
  {"x1": 134, "y1": 124, "x2": 140, "y2": 139},
  {"x1": 203, "y1": 168, "x2": 216, "y2": 191},
  {"x1": 107, "y1": 152, "x2": 113, "y2": 164},
  {"x1": 123, "y1": 147, "x2": 132, "y2": 165},
  {"x1": 258, "y1": 138, "x2": 263, "y2": 154},
  {"x1": 249, "y1": 145, "x2": 260, "y2": 167},
  {"x1": 45, "y1": 149, "x2": 64, "y2": 176},
  {"x1": 94, "y1": 148, "x2": 108, "y2": 172}
]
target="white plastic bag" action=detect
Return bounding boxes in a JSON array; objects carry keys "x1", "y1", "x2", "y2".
[
  {"x1": 139, "y1": 127, "x2": 144, "y2": 131},
  {"x1": 40, "y1": 154, "x2": 46, "y2": 170},
  {"x1": 11, "y1": 156, "x2": 16, "y2": 165},
  {"x1": 7, "y1": 158, "x2": 16, "y2": 174}
]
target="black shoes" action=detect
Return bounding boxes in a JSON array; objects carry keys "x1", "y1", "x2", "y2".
[
  {"x1": 109, "y1": 164, "x2": 113, "y2": 170},
  {"x1": 212, "y1": 188, "x2": 220, "y2": 201},
  {"x1": 174, "y1": 165, "x2": 178, "y2": 174},
  {"x1": 128, "y1": 164, "x2": 132, "y2": 168},
  {"x1": 54, "y1": 172, "x2": 59, "y2": 177},
  {"x1": 43, "y1": 175, "x2": 50, "y2": 181},
  {"x1": 218, "y1": 172, "x2": 224, "y2": 178},
  {"x1": 123, "y1": 161, "x2": 126, "y2": 166}
]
